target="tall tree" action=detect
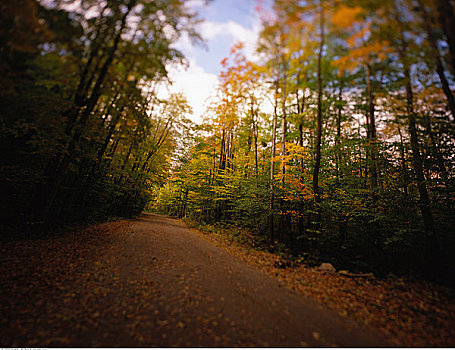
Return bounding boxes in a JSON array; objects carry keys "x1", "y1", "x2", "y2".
[{"x1": 313, "y1": 2, "x2": 325, "y2": 205}]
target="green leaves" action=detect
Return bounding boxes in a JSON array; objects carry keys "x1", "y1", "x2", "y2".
[{"x1": 0, "y1": 0, "x2": 204, "y2": 230}]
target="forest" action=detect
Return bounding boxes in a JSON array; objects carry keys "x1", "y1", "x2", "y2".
[{"x1": 1, "y1": 0, "x2": 454, "y2": 285}]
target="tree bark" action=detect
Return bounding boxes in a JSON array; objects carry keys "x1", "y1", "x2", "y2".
[
  {"x1": 35, "y1": 1, "x2": 136, "y2": 224},
  {"x1": 435, "y1": 0, "x2": 455, "y2": 75},
  {"x1": 422, "y1": 115, "x2": 449, "y2": 183},
  {"x1": 366, "y1": 63, "x2": 378, "y2": 194},
  {"x1": 405, "y1": 72, "x2": 437, "y2": 237},
  {"x1": 269, "y1": 84, "x2": 279, "y2": 242},
  {"x1": 417, "y1": 0, "x2": 455, "y2": 119},
  {"x1": 280, "y1": 57, "x2": 287, "y2": 184},
  {"x1": 252, "y1": 107, "x2": 259, "y2": 181},
  {"x1": 393, "y1": 3, "x2": 439, "y2": 273},
  {"x1": 219, "y1": 127, "x2": 226, "y2": 170},
  {"x1": 397, "y1": 125, "x2": 409, "y2": 195},
  {"x1": 335, "y1": 81, "x2": 343, "y2": 182},
  {"x1": 312, "y1": 5, "x2": 324, "y2": 205}
]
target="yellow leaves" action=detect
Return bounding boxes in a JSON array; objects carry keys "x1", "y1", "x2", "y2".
[
  {"x1": 274, "y1": 142, "x2": 309, "y2": 165},
  {"x1": 280, "y1": 209, "x2": 305, "y2": 218},
  {"x1": 285, "y1": 142, "x2": 308, "y2": 160},
  {"x1": 331, "y1": 6, "x2": 363, "y2": 29}
]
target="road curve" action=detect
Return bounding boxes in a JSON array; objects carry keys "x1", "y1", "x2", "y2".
[{"x1": 1, "y1": 213, "x2": 389, "y2": 347}]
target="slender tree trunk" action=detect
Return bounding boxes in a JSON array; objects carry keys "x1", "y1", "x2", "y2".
[
  {"x1": 423, "y1": 115, "x2": 449, "y2": 183},
  {"x1": 269, "y1": 86, "x2": 279, "y2": 243},
  {"x1": 35, "y1": 1, "x2": 136, "y2": 224},
  {"x1": 435, "y1": 0, "x2": 455, "y2": 74},
  {"x1": 229, "y1": 128, "x2": 235, "y2": 169},
  {"x1": 280, "y1": 59, "x2": 287, "y2": 183},
  {"x1": 312, "y1": 5, "x2": 324, "y2": 205},
  {"x1": 335, "y1": 81, "x2": 343, "y2": 182},
  {"x1": 297, "y1": 88, "x2": 306, "y2": 240},
  {"x1": 394, "y1": 0, "x2": 436, "y2": 236},
  {"x1": 141, "y1": 118, "x2": 173, "y2": 171},
  {"x1": 399, "y1": 49, "x2": 440, "y2": 276},
  {"x1": 397, "y1": 125, "x2": 409, "y2": 195},
  {"x1": 219, "y1": 127, "x2": 226, "y2": 170},
  {"x1": 106, "y1": 136, "x2": 121, "y2": 166},
  {"x1": 225, "y1": 129, "x2": 231, "y2": 170},
  {"x1": 417, "y1": 0, "x2": 455, "y2": 119},
  {"x1": 253, "y1": 108, "x2": 259, "y2": 181},
  {"x1": 366, "y1": 63, "x2": 378, "y2": 194},
  {"x1": 296, "y1": 87, "x2": 306, "y2": 172},
  {"x1": 98, "y1": 105, "x2": 125, "y2": 161},
  {"x1": 392, "y1": 3, "x2": 441, "y2": 276},
  {"x1": 405, "y1": 69, "x2": 437, "y2": 238},
  {"x1": 65, "y1": 2, "x2": 111, "y2": 136}
]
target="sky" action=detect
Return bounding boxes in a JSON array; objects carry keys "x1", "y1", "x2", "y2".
[{"x1": 159, "y1": 0, "x2": 266, "y2": 122}]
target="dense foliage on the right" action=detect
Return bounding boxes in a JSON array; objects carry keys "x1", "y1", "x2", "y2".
[{"x1": 152, "y1": 0, "x2": 455, "y2": 284}]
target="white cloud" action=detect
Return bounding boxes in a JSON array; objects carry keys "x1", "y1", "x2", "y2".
[
  {"x1": 199, "y1": 20, "x2": 261, "y2": 62},
  {"x1": 183, "y1": 0, "x2": 208, "y2": 10},
  {"x1": 158, "y1": 59, "x2": 218, "y2": 123},
  {"x1": 156, "y1": 9, "x2": 264, "y2": 124},
  {"x1": 172, "y1": 31, "x2": 200, "y2": 61}
]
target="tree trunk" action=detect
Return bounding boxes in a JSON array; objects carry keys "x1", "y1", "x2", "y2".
[
  {"x1": 393, "y1": 2, "x2": 440, "y2": 274},
  {"x1": 423, "y1": 115, "x2": 449, "y2": 184},
  {"x1": 35, "y1": 1, "x2": 136, "y2": 224},
  {"x1": 335, "y1": 81, "x2": 343, "y2": 182},
  {"x1": 219, "y1": 127, "x2": 226, "y2": 170},
  {"x1": 225, "y1": 129, "x2": 231, "y2": 170},
  {"x1": 435, "y1": 0, "x2": 455, "y2": 74},
  {"x1": 280, "y1": 59, "x2": 287, "y2": 184},
  {"x1": 397, "y1": 125, "x2": 409, "y2": 195},
  {"x1": 417, "y1": 0, "x2": 455, "y2": 119},
  {"x1": 253, "y1": 108, "x2": 259, "y2": 181},
  {"x1": 98, "y1": 104, "x2": 125, "y2": 162},
  {"x1": 394, "y1": 0, "x2": 436, "y2": 235},
  {"x1": 269, "y1": 85, "x2": 279, "y2": 242},
  {"x1": 312, "y1": 5, "x2": 324, "y2": 205},
  {"x1": 366, "y1": 63, "x2": 378, "y2": 194},
  {"x1": 297, "y1": 88, "x2": 306, "y2": 240},
  {"x1": 405, "y1": 72, "x2": 437, "y2": 242}
]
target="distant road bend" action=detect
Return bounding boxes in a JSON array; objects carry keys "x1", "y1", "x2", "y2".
[{"x1": 1, "y1": 213, "x2": 389, "y2": 347}]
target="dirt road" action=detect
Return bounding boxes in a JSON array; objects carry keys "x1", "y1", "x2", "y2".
[{"x1": 1, "y1": 214, "x2": 389, "y2": 347}]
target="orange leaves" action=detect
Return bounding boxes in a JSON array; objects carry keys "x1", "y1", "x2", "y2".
[
  {"x1": 331, "y1": 6, "x2": 363, "y2": 29},
  {"x1": 332, "y1": 36, "x2": 390, "y2": 77},
  {"x1": 329, "y1": 4, "x2": 391, "y2": 77},
  {"x1": 194, "y1": 223, "x2": 455, "y2": 347},
  {"x1": 220, "y1": 57, "x2": 228, "y2": 67},
  {"x1": 333, "y1": 41, "x2": 385, "y2": 75},
  {"x1": 229, "y1": 41, "x2": 245, "y2": 55}
]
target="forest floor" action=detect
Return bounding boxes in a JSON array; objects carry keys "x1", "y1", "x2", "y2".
[
  {"x1": 188, "y1": 219, "x2": 455, "y2": 347},
  {"x1": 1, "y1": 214, "x2": 454, "y2": 347},
  {"x1": 1, "y1": 213, "x2": 389, "y2": 347}
]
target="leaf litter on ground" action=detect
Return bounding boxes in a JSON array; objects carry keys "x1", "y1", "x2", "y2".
[
  {"x1": 2, "y1": 216, "x2": 454, "y2": 347},
  {"x1": 186, "y1": 219, "x2": 455, "y2": 347}
]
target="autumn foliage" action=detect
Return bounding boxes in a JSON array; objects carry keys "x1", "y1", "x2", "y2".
[
  {"x1": 1, "y1": 0, "x2": 198, "y2": 228},
  {"x1": 152, "y1": 0, "x2": 455, "y2": 284}
]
